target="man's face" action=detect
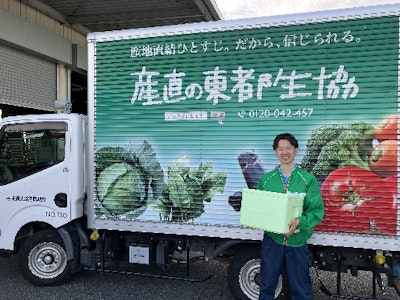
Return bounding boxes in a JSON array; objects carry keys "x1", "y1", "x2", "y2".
[{"x1": 275, "y1": 139, "x2": 298, "y2": 165}]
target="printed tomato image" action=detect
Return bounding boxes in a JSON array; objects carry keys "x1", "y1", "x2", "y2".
[
  {"x1": 369, "y1": 140, "x2": 398, "y2": 178},
  {"x1": 374, "y1": 115, "x2": 398, "y2": 142},
  {"x1": 315, "y1": 166, "x2": 397, "y2": 235},
  {"x1": 383, "y1": 176, "x2": 398, "y2": 209}
]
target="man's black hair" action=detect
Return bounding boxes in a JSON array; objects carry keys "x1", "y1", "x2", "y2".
[{"x1": 273, "y1": 133, "x2": 298, "y2": 150}]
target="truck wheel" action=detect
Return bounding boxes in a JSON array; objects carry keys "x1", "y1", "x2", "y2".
[
  {"x1": 227, "y1": 247, "x2": 288, "y2": 300},
  {"x1": 18, "y1": 229, "x2": 72, "y2": 286}
]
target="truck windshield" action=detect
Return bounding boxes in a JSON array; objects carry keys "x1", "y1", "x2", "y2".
[{"x1": 0, "y1": 122, "x2": 67, "y2": 184}]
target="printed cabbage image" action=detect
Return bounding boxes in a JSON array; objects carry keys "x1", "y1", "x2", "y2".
[
  {"x1": 96, "y1": 141, "x2": 164, "y2": 218},
  {"x1": 97, "y1": 162, "x2": 146, "y2": 215}
]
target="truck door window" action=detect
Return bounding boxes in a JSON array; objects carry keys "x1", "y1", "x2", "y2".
[{"x1": 0, "y1": 122, "x2": 67, "y2": 184}]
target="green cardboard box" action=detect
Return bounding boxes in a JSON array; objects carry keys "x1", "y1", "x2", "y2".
[{"x1": 240, "y1": 188, "x2": 304, "y2": 234}]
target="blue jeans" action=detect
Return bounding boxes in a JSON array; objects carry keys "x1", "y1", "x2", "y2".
[{"x1": 259, "y1": 234, "x2": 313, "y2": 300}]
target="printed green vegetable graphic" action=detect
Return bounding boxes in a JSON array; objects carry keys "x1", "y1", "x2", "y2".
[
  {"x1": 97, "y1": 162, "x2": 146, "y2": 215},
  {"x1": 95, "y1": 143, "x2": 226, "y2": 222},
  {"x1": 301, "y1": 121, "x2": 375, "y2": 181},
  {"x1": 96, "y1": 141, "x2": 164, "y2": 217},
  {"x1": 305, "y1": 115, "x2": 399, "y2": 235},
  {"x1": 153, "y1": 156, "x2": 227, "y2": 222}
]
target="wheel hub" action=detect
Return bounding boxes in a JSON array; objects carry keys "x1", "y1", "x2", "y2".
[
  {"x1": 239, "y1": 258, "x2": 282, "y2": 299},
  {"x1": 42, "y1": 252, "x2": 56, "y2": 266},
  {"x1": 28, "y1": 242, "x2": 67, "y2": 279}
]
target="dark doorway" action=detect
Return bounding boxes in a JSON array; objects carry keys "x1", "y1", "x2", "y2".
[
  {"x1": 71, "y1": 71, "x2": 87, "y2": 115},
  {"x1": 0, "y1": 104, "x2": 48, "y2": 118}
]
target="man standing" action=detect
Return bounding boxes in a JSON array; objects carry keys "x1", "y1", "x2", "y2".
[{"x1": 257, "y1": 133, "x2": 324, "y2": 300}]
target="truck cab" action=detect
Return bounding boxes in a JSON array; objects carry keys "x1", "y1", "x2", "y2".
[{"x1": 0, "y1": 114, "x2": 85, "y2": 251}]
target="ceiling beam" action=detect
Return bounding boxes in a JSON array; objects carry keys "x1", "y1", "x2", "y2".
[{"x1": 21, "y1": 0, "x2": 90, "y2": 34}]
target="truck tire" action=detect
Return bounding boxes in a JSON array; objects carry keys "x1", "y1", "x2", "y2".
[
  {"x1": 18, "y1": 229, "x2": 72, "y2": 286},
  {"x1": 227, "y1": 246, "x2": 289, "y2": 300}
]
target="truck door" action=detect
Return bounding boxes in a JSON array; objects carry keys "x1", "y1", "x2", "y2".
[{"x1": 0, "y1": 118, "x2": 80, "y2": 250}]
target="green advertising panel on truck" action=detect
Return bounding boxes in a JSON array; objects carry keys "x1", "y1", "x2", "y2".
[{"x1": 90, "y1": 7, "x2": 398, "y2": 239}]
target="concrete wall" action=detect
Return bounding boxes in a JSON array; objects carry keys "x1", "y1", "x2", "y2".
[{"x1": 0, "y1": 0, "x2": 87, "y2": 71}]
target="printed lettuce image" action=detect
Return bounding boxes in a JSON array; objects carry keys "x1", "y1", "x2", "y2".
[
  {"x1": 153, "y1": 156, "x2": 227, "y2": 222},
  {"x1": 95, "y1": 141, "x2": 164, "y2": 218}
]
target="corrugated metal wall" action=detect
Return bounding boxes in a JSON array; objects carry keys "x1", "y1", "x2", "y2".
[{"x1": 0, "y1": 44, "x2": 56, "y2": 111}]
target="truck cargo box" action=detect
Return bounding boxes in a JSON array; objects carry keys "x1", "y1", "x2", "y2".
[{"x1": 86, "y1": 4, "x2": 400, "y2": 251}]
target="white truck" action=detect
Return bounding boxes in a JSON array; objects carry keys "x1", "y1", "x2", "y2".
[{"x1": 0, "y1": 4, "x2": 400, "y2": 299}]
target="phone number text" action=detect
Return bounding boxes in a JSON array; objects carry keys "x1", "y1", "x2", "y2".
[{"x1": 238, "y1": 108, "x2": 314, "y2": 118}]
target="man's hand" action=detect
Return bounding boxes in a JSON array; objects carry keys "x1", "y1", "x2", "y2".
[{"x1": 284, "y1": 219, "x2": 300, "y2": 238}]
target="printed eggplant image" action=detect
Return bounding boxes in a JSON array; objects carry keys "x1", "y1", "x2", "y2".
[
  {"x1": 238, "y1": 149, "x2": 266, "y2": 189},
  {"x1": 229, "y1": 150, "x2": 265, "y2": 211}
]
